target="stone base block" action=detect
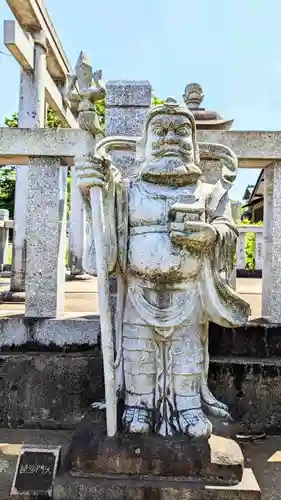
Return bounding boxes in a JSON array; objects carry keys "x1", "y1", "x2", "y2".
[
  {"x1": 61, "y1": 410, "x2": 244, "y2": 487},
  {"x1": 54, "y1": 468, "x2": 260, "y2": 499}
]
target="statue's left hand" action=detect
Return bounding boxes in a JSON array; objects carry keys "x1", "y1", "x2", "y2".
[{"x1": 170, "y1": 221, "x2": 217, "y2": 250}]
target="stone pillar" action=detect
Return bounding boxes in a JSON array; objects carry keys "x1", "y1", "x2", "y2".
[
  {"x1": 105, "y1": 81, "x2": 152, "y2": 296},
  {"x1": 0, "y1": 210, "x2": 9, "y2": 271},
  {"x1": 9, "y1": 32, "x2": 46, "y2": 296},
  {"x1": 105, "y1": 80, "x2": 152, "y2": 136},
  {"x1": 262, "y1": 165, "x2": 273, "y2": 319},
  {"x1": 262, "y1": 161, "x2": 281, "y2": 323},
  {"x1": 25, "y1": 157, "x2": 67, "y2": 318}
]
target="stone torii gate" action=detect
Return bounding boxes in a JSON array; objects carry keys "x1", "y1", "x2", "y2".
[{"x1": 2, "y1": 0, "x2": 101, "y2": 296}]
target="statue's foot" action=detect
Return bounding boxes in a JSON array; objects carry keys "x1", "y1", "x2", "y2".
[
  {"x1": 178, "y1": 408, "x2": 212, "y2": 439},
  {"x1": 122, "y1": 406, "x2": 152, "y2": 434},
  {"x1": 201, "y1": 384, "x2": 232, "y2": 420}
]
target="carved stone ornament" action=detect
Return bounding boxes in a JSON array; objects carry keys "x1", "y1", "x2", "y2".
[
  {"x1": 64, "y1": 51, "x2": 105, "y2": 135},
  {"x1": 76, "y1": 98, "x2": 250, "y2": 440}
]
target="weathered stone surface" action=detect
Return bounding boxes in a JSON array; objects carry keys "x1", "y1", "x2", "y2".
[
  {"x1": 105, "y1": 80, "x2": 152, "y2": 138},
  {"x1": 209, "y1": 360, "x2": 281, "y2": 435},
  {"x1": 25, "y1": 158, "x2": 67, "y2": 318},
  {"x1": 105, "y1": 108, "x2": 149, "y2": 136},
  {"x1": 209, "y1": 321, "x2": 281, "y2": 358},
  {"x1": 63, "y1": 411, "x2": 243, "y2": 485},
  {"x1": 0, "y1": 128, "x2": 95, "y2": 166},
  {"x1": 0, "y1": 346, "x2": 280, "y2": 433},
  {"x1": 33, "y1": 316, "x2": 100, "y2": 345},
  {"x1": 0, "y1": 352, "x2": 103, "y2": 429},
  {"x1": 0, "y1": 315, "x2": 27, "y2": 345},
  {"x1": 197, "y1": 130, "x2": 281, "y2": 168},
  {"x1": 0, "y1": 315, "x2": 100, "y2": 346},
  {"x1": 106, "y1": 81, "x2": 152, "y2": 107},
  {"x1": 54, "y1": 469, "x2": 260, "y2": 499}
]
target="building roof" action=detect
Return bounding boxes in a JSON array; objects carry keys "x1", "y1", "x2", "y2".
[{"x1": 242, "y1": 170, "x2": 264, "y2": 208}]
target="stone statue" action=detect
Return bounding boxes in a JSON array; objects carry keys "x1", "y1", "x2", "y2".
[{"x1": 76, "y1": 97, "x2": 250, "y2": 440}]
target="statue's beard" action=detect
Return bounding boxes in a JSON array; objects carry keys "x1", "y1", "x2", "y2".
[{"x1": 140, "y1": 157, "x2": 202, "y2": 186}]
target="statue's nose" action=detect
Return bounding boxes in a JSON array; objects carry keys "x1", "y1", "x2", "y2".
[{"x1": 165, "y1": 130, "x2": 176, "y2": 143}]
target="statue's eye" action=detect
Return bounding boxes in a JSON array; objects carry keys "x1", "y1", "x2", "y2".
[
  {"x1": 177, "y1": 126, "x2": 191, "y2": 136},
  {"x1": 153, "y1": 126, "x2": 166, "y2": 136}
]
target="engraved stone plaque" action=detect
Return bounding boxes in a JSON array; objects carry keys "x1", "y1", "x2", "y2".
[{"x1": 10, "y1": 445, "x2": 61, "y2": 496}]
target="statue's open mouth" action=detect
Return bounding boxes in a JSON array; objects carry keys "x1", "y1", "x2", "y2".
[{"x1": 153, "y1": 147, "x2": 191, "y2": 158}]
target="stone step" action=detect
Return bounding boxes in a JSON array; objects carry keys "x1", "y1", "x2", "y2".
[{"x1": 0, "y1": 350, "x2": 280, "y2": 435}]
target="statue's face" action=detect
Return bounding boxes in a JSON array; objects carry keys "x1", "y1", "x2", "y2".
[
  {"x1": 146, "y1": 114, "x2": 195, "y2": 163},
  {"x1": 141, "y1": 113, "x2": 202, "y2": 186}
]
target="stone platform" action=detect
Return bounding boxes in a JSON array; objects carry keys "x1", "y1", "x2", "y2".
[
  {"x1": 62, "y1": 410, "x2": 243, "y2": 484},
  {"x1": 7, "y1": 429, "x2": 281, "y2": 500},
  {"x1": 52, "y1": 410, "x2": 259, "y2": 499},
  {"x1": 54, "y1": 468, "x2": 260, "y2": 499}
]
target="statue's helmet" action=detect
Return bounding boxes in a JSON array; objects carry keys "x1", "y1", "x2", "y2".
[{"x1": 136, "y1": 97, "x2": 200, "y2": 164}]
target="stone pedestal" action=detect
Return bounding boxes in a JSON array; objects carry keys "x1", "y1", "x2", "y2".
[
  {"x1": 54, "y1": 410, "x2": 260, "y2": 500},
  {"x1": 55, "y1": 468, "x2": 260, "y2": 499}
]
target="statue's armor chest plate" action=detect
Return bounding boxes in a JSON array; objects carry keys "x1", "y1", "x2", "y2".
[
  {"x1": 129, "y1": 181, "x2": 206, "y2": 227},
  {"x1": 127, "y1": 181, "x2": 206, "y2": 284}
]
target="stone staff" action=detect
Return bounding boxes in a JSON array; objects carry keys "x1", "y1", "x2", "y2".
[
  {"x1": 76, "y1": 152, "x2": 117, "y2": 437},
  {"x1": 90, "y1": 175, "x2": 117, "y2": 437}
]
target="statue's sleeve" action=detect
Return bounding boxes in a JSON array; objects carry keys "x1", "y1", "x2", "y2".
[
  {"x1": 210, "y1": 193, "x2": 238, "y2": 283},
  {"x1": 199, "y1": 193, "x2": 250, "y2": 327}
]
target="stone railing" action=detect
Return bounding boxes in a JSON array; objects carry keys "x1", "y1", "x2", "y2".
[{"x1": 236, "y1": 224, "x2": 264, "y2": 274}]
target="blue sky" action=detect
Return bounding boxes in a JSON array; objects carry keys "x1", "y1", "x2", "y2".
[{"x1": 0, "y1": 0, "x2": 281, "y2": 200}]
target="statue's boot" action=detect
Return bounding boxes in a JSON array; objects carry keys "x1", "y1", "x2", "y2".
[
  {"x1": 178, "y1": 407, "x2": 212, "y2": 439},
  {"x1": 201, "y1": 382, "x2": 232, "y2": 420},
  {"x1": 122, "y1": 324, "x2": 155, "y2": 434},
  {"x1": 122, "y1": 406, "x2": 152, "y2": 434}
]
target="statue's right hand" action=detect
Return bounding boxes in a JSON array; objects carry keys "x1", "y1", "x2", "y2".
[{"x1": 75, "y1": 156, "x2": 111, "y2": 193}]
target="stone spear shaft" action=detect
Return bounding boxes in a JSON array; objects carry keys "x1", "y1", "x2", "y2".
[{"x1": 90, "y1": 186, "x2": 117, "y2": 437}]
